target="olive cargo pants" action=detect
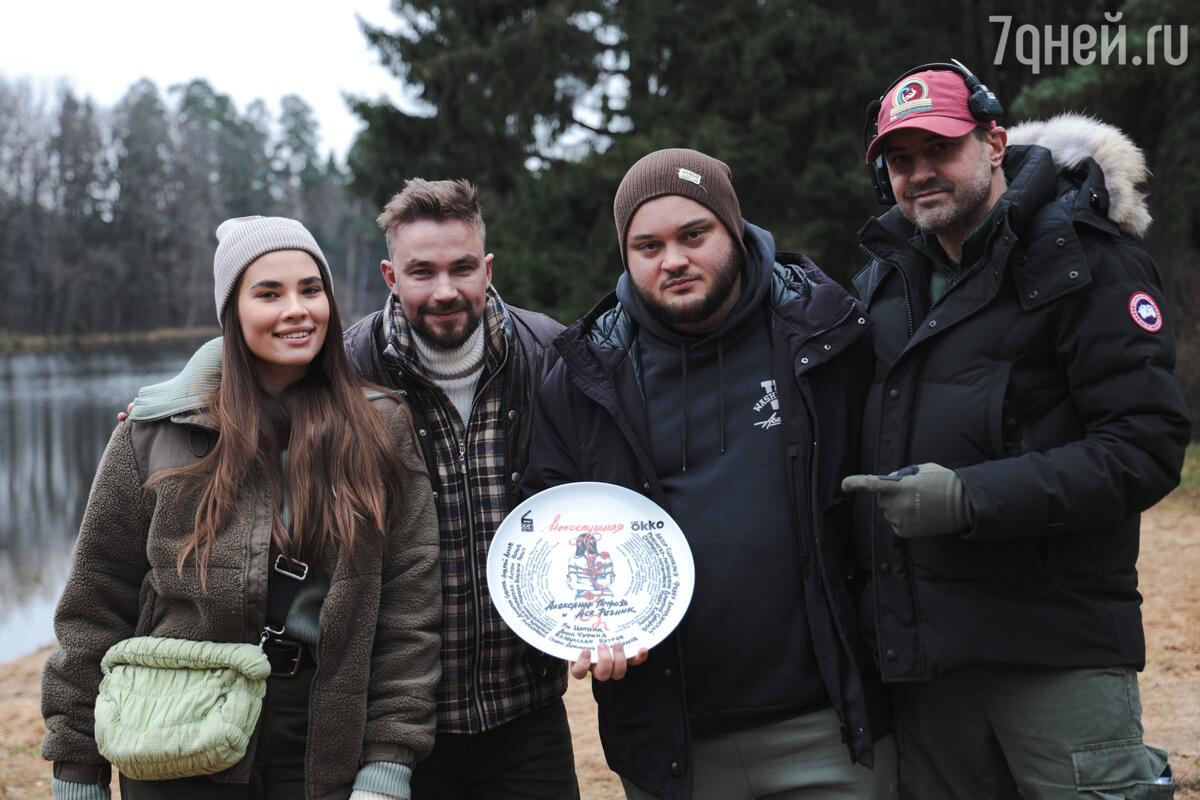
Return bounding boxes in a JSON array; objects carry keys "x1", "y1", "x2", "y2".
[{"x1": 893, "y1": 666, "x2": 1173, "y2": 800}]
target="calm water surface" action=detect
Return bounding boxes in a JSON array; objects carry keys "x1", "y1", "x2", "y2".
[{"x1": 0, "y1": 342, "x2": 208, "y2": 661}]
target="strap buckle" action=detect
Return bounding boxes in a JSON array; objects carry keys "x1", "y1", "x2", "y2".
[
  {"x1": 263, "y1": 638, "x2": 305, "y2": 678},
  {"x1": 274, "y1": 554, "x2": 309, "y2": 581}
]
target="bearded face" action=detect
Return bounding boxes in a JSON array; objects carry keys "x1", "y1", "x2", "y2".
[
  {"x1": 624, "y1": 195, "x2": 744, "y2": 336},
  {"x1": 884, "y1": 128, "x2": 1000, "y2": 240}
]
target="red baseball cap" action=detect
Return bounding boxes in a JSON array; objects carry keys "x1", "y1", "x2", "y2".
[{"x1": 865, "y1": 69, "x2": 996, "y2": 162}]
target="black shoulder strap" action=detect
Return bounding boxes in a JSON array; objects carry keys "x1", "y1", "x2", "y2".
[{"x1": 263, "y1": 554, "x2": 309, "y2": 638}]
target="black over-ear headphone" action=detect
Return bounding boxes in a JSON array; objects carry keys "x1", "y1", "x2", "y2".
[{"x1": 864, "y1": 58, "x2": 1004, "y2": 205}]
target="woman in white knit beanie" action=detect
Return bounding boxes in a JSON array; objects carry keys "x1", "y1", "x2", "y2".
[{"x1": 43, "y1": 216, "x2": 441, "y2": 800}]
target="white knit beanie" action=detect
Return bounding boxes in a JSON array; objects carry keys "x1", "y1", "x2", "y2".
[{"x1": 212, "y1": 216, "x2": 333, "y2": 324}]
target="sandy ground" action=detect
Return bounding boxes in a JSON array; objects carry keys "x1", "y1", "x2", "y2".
[
  {"x1": 3, "y1": 502, "x2": 1196, "y2": 799},
  {"x1": 1135, "y1": 502, "x2": 1200, "y2": 796}
]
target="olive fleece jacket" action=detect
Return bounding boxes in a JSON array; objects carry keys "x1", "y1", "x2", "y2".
[{"x1": 41, "y1": 395, "x2": 442, "y2": 800}]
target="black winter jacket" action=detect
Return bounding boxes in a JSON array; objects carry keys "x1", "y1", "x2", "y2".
[
  {"x1": 853, "y1": 116, "x2": 1191, "y2": 682},
  {"x1": 344, "y1": 301, "x2": 563, "y2": 495},
  {"x1": 525, "y1": 255, "x2": 888, "y2": 800}
]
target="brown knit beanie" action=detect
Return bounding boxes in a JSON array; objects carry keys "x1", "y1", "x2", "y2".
[{"x1": 613, "y1": 148, "x2": 746, "y2": 269}]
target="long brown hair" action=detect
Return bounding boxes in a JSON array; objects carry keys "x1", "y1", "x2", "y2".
[{"x1": 155, "y1": 275, "x2": 405, "y2": 590}]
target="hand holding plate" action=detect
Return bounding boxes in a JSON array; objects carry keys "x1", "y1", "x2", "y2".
[{"x1": 571, "y1": 642, "x2": 649, "y2": 681}]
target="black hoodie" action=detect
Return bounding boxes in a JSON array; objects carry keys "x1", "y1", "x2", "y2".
[
  {"x1": 525, "y1": 233, "x2": 887, "y2": 798},
  {"x1": 616, "y1": 222, "x2": 829, "y2": 735}
]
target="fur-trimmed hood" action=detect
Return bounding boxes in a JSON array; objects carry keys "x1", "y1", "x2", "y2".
[{"x1": 1007, "y1": 113, "x2": 1151, "y2": 238}]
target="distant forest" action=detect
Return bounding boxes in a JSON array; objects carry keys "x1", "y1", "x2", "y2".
[
  {"x1": 1, "y1": 0, "x2": 1196, "y2": 425},
  {"x1": 0, "y1": 77, "x2": 382, "y2": 331}
]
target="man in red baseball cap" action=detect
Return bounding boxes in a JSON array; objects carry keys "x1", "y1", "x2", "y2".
[
  {"x1": 863, "y1": 65, "x2": 1006, "y2": 268},
  {"x1": 864, "y1": 67, "x2": 998, "y2": 161},
  {"x1": 845, "y1": 62, "x2": 1187, "y2": 798}
]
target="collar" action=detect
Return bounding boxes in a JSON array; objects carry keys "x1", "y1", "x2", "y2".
[
  {"x1": 168, "y1": 407, "x2": 220, "y2": 432},
  {"x1": 383, "y1": 287, "x2": 510, "y2": 381},
  {"x1": 910, "y1": 199, "x2": 1008, "y2": 277}
]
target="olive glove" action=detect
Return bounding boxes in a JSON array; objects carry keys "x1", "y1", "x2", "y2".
[{"x1": 841, "y1": 463, "x2": 974, "y2": 538}]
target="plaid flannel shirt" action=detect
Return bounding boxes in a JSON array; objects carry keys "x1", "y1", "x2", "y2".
[{"x1": 385, "y1": 290, "x2": 563, "y2": 733}]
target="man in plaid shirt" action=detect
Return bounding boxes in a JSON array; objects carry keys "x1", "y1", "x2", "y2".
[{"x1": 342, "y1": 178, "x2": 574, "y2": 798}]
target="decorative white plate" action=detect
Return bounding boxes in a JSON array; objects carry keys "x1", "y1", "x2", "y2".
[{"x1": 487, "y1": 481, "x2": 695, "y2": 662}]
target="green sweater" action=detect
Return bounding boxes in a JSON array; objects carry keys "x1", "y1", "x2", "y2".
[{"x1": 910, "y1": 202, "x2": 1006, "y2": 306}]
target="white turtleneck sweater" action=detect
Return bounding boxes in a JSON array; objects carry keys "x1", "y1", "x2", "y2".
[{"x1": 411, "y1": 323, "x2": 486, "y2": 426}]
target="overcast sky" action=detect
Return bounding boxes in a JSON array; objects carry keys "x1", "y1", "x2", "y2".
[{"x1": 0, "y1": 0, "x2": 405, "y2": 159}]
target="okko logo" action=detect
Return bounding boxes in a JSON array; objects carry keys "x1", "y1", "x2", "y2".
[
  {"x1": 631, "y1": 520, "x2": 665, "y2": 532},
  {"x1": 520, "y1": 510, "x2": 534, "y2": 532},
  {"x1": 754, "y1": 379, "x2": 782, "y2": 430}
]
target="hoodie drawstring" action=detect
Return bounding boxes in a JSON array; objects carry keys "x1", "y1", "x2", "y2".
[
  {"x1": 680, "y1": 344, "x2": 688, "y2": 472},
  {"x1": 718, "y1": 339, "x2": 726, "y2": 455},
  {"x1": 679, "y1": 340, "x2": 728, "y2": 472}
]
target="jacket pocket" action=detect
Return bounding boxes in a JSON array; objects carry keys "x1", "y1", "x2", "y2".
[
  {"x1": 985, "y1": 361, "x2": 1013, "y2": 459},
  {"x1": 1000, "y1": 375, "x2": 1024, "y2": 457},
  {"x1": 1071, "y1": 738, "x2": 1173, "y2": 799},
  {"x1": 909, "y1": 361, "x2": 1012, "y2": 466},
  {"x1": 522, "y1": 640, "x2": 561, "y2": 683}
]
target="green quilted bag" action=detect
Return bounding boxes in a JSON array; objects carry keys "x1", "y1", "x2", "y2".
[{"x1": 94, "y1": 636, "x2": 270, "y2": 780}]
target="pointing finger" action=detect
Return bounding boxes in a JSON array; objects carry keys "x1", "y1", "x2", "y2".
[{"x1": 841, "y1": 474, "x2": 886, "y2": 493}]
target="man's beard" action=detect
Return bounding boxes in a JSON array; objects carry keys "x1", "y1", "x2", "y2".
[
  {"x1": 633, "y1": 249, "x2": 742, "y2": 330},
  {"x1": 411, "y1": 299, "x2": 483, "y2": 350},
  {"x1": 901, "y1": 151, "x2": 994, "y2": 236}
]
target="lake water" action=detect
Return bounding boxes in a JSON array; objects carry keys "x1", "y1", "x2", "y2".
[{"x1": 0, "y1": 341, "x2": 209, "y2": 661}]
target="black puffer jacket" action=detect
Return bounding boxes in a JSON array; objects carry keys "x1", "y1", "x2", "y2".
[
  {"x1": 525, "y1": 252, "x2": 887, "y2": 800},
  {"x1": 853, "y1": 115, "x2": 1191, "y2": 682},
  {"x1": 343, "y1": 300, "x2": 563, "y2": 496}
]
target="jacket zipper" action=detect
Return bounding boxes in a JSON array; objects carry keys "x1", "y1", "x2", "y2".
[
  {"x1": 453, "y1": 427, "x2": 488, "y2": 728},
  {"x1": 858, "y1": 242, "x2": 907, "y2": 683},
  {"x1": 859, "y1": 243, "x2": 914, "y2": 339},
  {"x1": 773, "y1": 302, "x2": 857, "y2": 742},
  {"x1": 803, "y1": 302, "x2": 857, "y2": 347},
  {"x1": 861, "y1": 239, "x2": 990, "y2": 333},
  {"x1": 808, "y1": 434, "x2": 843, "y2": 679},
  {"x1": 860, "y1": 242, "x2": 941, "y2": 681},
  {"x1": 672, "y1": 634, "x2": 689, "y2": 782},
  {"x1": 595, "y1": 388, "x2": 689, "y2": 785},
  {"x1": 788, "y1": 300, "x2": 857, "y2": 737},
  {"x1": 791, "y1": 300, "x2": 853, "y2": 562}
]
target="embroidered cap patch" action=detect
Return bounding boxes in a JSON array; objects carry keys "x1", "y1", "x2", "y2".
[
  {"x1": 677, "y1": 168, "x2": 702, "y2": 185},
  {"x1": 889, "y1": 78, "x2": 933, "y2": 122},
  {"x1": 1128, "y1": 291, "x2": 1163, "y2": 333}
]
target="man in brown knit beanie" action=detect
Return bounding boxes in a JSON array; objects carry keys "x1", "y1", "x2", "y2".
[
  {"x1": 525, "y1": 148, "x2": 897, "y2": 799},
  {"x1": 613, "y1": 148, "x2": 748, "y2": 270}
]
